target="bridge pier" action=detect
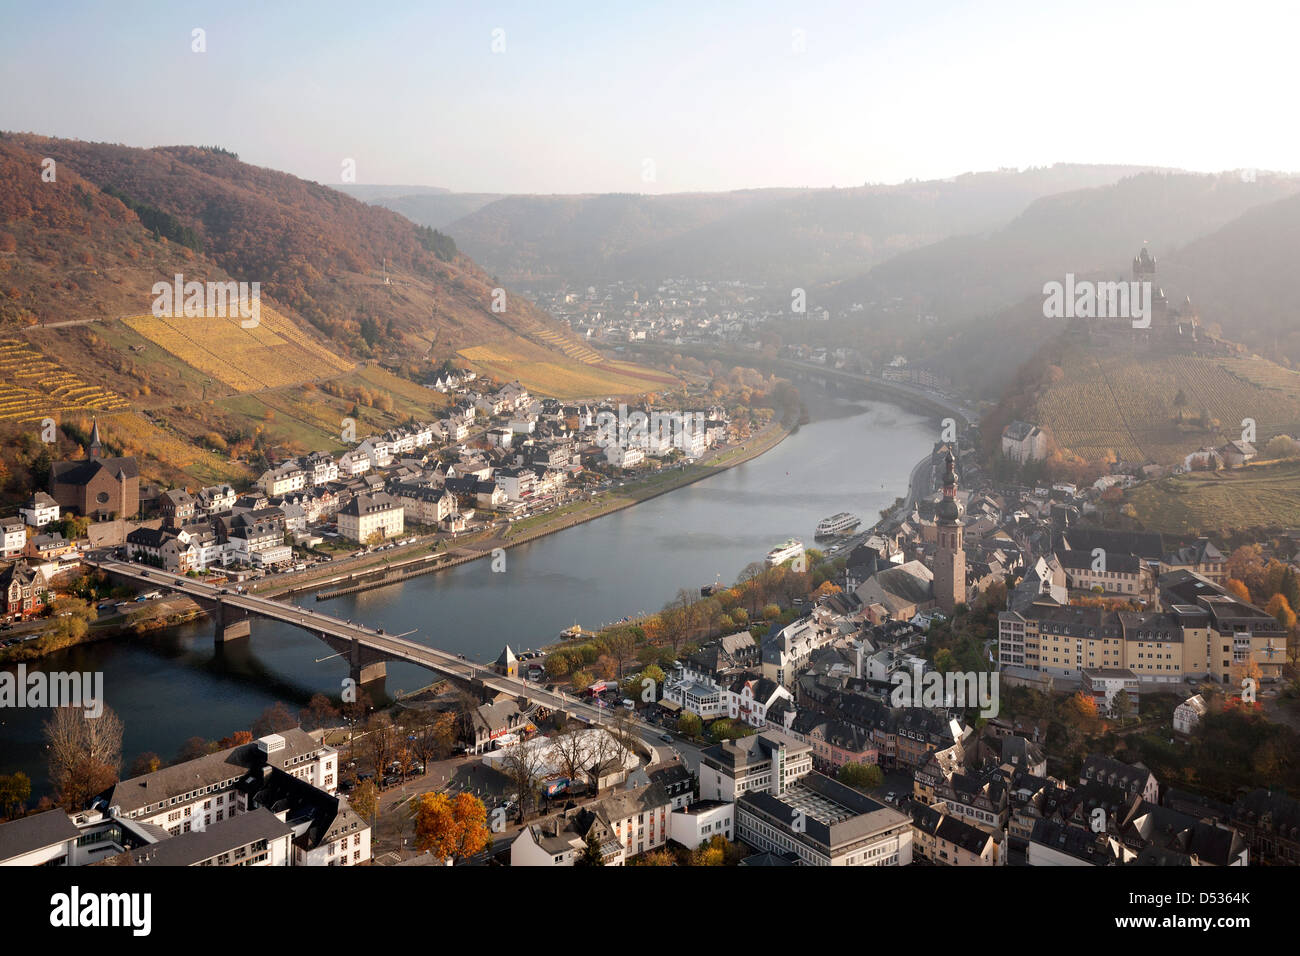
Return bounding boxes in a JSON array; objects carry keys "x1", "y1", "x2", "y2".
[
  {"x1": 214, "y1": 601, "x2": 250, "y2": 644},
  {"x1": 352, "y1": 660, "x2": 387, "y2": 686}
]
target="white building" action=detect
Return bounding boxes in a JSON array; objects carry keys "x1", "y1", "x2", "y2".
[
  {"x1": 1174, "y1": 694, "x2": 1207, "y2": 735},
  {"x1": 258, "y1": 462, "x2": 306, "y2": 497},
  {"x1": 604, "y1": 445, "x2": 644, "y2": 469},
  {"x1": 1001, "y1": 421, "x2": 1048, "y2": 463},
  {"x1": 19, "y1": 492, "x2": 59, "y2": 528},
  {"x1": 669, "y1": 800, "x2": 734, "y2": 849},
  {"x1": 337, "y1": 492, "x2": 404, "y2": 543},
  {"x1": 1, "y1": 518, "x2": 26, "y2": 559},
  {"x1": 337, "y1": 450, "x2": 372, "y2": 477}
]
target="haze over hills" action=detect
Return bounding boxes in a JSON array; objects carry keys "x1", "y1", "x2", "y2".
[
  {"x1": 763, "y1": 171, "x2": 1300, "y2": 402},
  {"x1": 336, "y1": 186, "x2": 504, "y2": 233},
  {"x1": 359, "y1": 164, "x2": 1159, "y2": 286},
  {"x1": 818, "y1": 170, "x2": 1300, "y2": 323}
]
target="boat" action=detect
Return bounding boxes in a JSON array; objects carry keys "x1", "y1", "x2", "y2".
[
  {"x1": 766, "y1": 538, "x2": 805, "y2": 566},
  {"x1": 816, "y1": 512, "x2": 861, "y2": 538}
]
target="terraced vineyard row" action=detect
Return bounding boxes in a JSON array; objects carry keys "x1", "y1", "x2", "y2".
[
  {"x1": 507, "y1": 309, "x2": 606, "y2": 364},
  {"x1": 121, "y1": 306, "x2": 354, "y2": 393},
  {"x1": 0, "y1": 338, "x2": 130, "y2": 424}
]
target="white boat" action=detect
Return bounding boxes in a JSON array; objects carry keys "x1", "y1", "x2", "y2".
[
  {"x1": 816, "y1": 512, "x2": 860, "y2": 537},
  {"x1": 766, "y1": 538, "x2": 805, "y2": 566}
]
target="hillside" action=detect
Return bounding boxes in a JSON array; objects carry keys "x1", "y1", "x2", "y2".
[
  {"x1": 0, "y1": 133, "x2": 676, "y2": 491},
  {"x1": 986, "y1": 336, "x2": 1300, "y2": 472},
  {"x1": 1158, "y1": 190, "x2": 1300, "y2": 365},
  {"x1": 1126, "y1": 460, "x2": 1300, "y2": 536},
  {"x1": 413, "y1": 165, "x2": 1153, "y2": 286},
  {"x1": 777, "y1": 172, "x2": 1300, "y2": 400},
  {"x1": 821, "y1": 172, "x2": 1300, "y2": 321},
  {"x1": 343, "y1": 189, "x2": 504, "y2": 231}
]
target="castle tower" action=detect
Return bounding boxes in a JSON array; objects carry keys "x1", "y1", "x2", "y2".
[
  {"x1": 1133, "y1": 247, "x2": 1165, "y2": 328},
  {"x1": 934, "y1": 451, "x2": 965, "y2": 613},
  {"x1": 1132, "y1": 246, "x2": 1156, "y2": 286}
]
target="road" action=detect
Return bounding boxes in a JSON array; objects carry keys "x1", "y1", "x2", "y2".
[{"x1": 89, "y1": 556, "x2": 680, "y2": 760}]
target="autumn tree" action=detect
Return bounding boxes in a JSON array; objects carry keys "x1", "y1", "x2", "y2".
[
  {"x1": 1225, "y1": 578, "x2": 1253, "y2": 605},
  {"x1": 351, "y1": 779, "x2": 379, "y2": 824},
  {"x1": 413, "y1": 791, "x2": 491, "y2": 861},
  {"x1": 361, "y1": 712, "x2": 398, "y2": 778},
  {"x1": 300, "y1": 693, "x2": 339, "y2": 731},
  {"x1": 1265, "y1": 594, "x2": 1297, "y2": 631},
  {"x1": 0, "y1": 772, "x2": 32, "y2": 820},
  {"x1": 128, "y1": 752, "x2": 162, "y2": 777},
  {"x1": 447, "y1": 792, "x2": 491, "y2": 860},
  {"x1": 838, "y1": 762, "x2": 884, "y2": 792},
  {"x1": 44, "y1": 705, "x2": 123, "y2": 810},
  {"x1": 252, "y1": 701, "x2": 297, "y2": 737}
]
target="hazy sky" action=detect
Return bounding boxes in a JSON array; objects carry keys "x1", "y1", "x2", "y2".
[{"x1": 2, "y1": 0, "x2": 1296, "y2": 193}]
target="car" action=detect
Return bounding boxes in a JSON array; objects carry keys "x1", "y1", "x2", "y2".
[
  {"x1": 659, "y1": 733, "x2": 673, "y2": 743},
  {"x1": 885, "y1": 791, "x2": 897, "y2": 805},
  {"x1": 381, "y1": 774, "x2": 401, "y2": 788}
]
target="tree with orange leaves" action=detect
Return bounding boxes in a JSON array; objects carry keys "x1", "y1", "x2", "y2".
[
  {"x1": 415, "y1": 791, "x2": 492, "y2": 861},
  {"x1": 1225, "y1": 578, "x2": 1253, "y2": 605}
]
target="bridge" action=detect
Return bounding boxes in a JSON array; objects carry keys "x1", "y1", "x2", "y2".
[{"x1": 87, "y1": 559, "x2": 620, "y2": 730}]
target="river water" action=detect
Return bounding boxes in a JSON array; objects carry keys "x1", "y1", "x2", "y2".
[{"x1": 0, "y1": 389, "x2": 935, "y2": 797}]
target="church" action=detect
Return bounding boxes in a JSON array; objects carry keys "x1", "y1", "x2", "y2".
[{"x1": 49, "y1": 419, "x2": 140, "y2": 520}]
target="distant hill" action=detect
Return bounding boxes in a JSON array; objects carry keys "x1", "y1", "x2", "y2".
[
  {"x1": 349, "y1": 190, "x2": 504, "y2": 231},
  {"x1": 782, "y1": 171, "x2": 1300, "y2": 401},
  {"x1": 821, "y1": 171, "x2": 1300, "y2": 322},
  {"x1": 1157, "y1": 190, "x2": 1300, "y2": 365},
  {"x1": 405, "y1": 165, "x2": 1156, "y2": 286}
]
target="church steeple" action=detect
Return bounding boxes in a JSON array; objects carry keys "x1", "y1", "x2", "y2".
[
  {"x1": 934, "y1": 451, "x2": 965, "y2": 612},
  {"x1": 89, "y1": 418, "x2": 103, "y2": 459}
]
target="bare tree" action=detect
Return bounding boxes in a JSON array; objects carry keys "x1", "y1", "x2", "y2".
[
  {"x1": 498, "y1": 736, "x2": 546, "y2": 820},
  {"x1": 360, "y1": 712, "x2": 397, "y2": 778},
  {"x1": 44, "y1": 705, "x2": 123, "y2": 810},
  {"x1": 549, "y1": 719, "x2": 591, "y2": 783}
]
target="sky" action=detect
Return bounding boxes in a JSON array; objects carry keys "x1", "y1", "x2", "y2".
[{"x1": 2, "y1": 0, "x2": 1297, "y2": 194}]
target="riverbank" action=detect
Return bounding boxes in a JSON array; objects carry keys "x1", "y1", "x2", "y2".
[
  {"x1": 261, "y1": 420, "x2": 793, "y2": 603},
  {"x1": 0, "y1": 596, "x2": 206, "y2": 665}
]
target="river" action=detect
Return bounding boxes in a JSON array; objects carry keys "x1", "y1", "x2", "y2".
[{"x1": 0, "y1": 389, "x2": 936, "y2": 798}]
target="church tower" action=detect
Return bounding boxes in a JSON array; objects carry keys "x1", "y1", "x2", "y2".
[
  {"x1": 89, "y1": 417, "x2": 103, "y2": 459},
  {"x1": 934, "y1": 451, "x2": 965, "y2": 613}
]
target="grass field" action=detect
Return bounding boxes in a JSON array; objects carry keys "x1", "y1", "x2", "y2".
[
  {"x1": 1034, "y1": 346, "x2": 1300, "y2": 464},
  {"x1": 1126, "y1": 459, "x2": 1300, "y2": 534}
]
